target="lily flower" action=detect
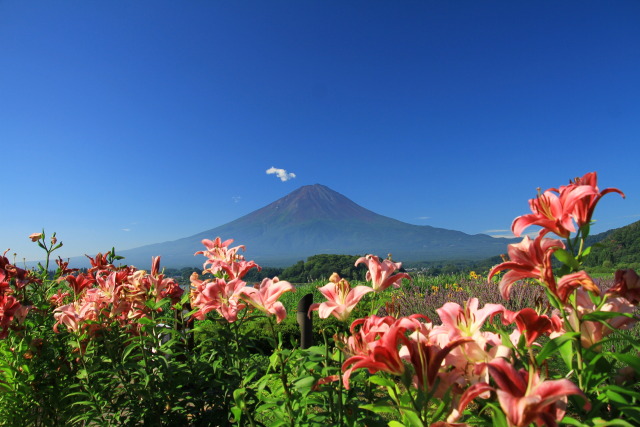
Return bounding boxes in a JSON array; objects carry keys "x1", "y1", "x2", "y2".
[
  {"x1": 436, "y1": 298, "x2": 504, "y2": 341},
  {"x1": 559, "y1": 287, "x2": 637, "y2": 350},
  {"x1": 433, "y1": 298, "x2": 508, "y2": 388},
  {"x1": 560, "y1": 172, "x2": 625, "y2": 229},
  {"x1": 606, "y1": 268, "x2": 640, "y2": 304},
  {"x1": 308, "y1": 273, "x2": 373, "y2": 322},
  {"x1": 196, "y1": 237, "x2": 244, "y2": 267},
  {"x1": 340, "y1": 315, "x2": 398, "y2": 363},
  {"x1": 502, "y1": 308, "x2": 563, "y2": 347},
  {"x1": 555, "y1": 270, "x2": 599, "y2": 304},
  {"x1": 488, "y1": 358, "x2": 589, "y2": 427},
  {"x1": 341, "y1": 316, "x2": 414, "y2": 389},
  {"x1": 1, "y1": 294, "x2": 28, "y2": 338},
  {"x1": 241, "y1": 277, "x2": 294, "y2": 323},
  {"x1": 62, "y1": 273, "x2": 95, "y2": 296},
  {"x1": 400, "y1": 316, "x2": 472, "y2": 393},
  {"x1": 488, "y1": 233, "x2": 564, "y2": 300},
  {"x1": 190, "y1": 274, "x2": 247, "y2": 322},
  {"x1": 451, "y1": 358, "x2": 589, "y2": 426},
  {"x1": 29, "y1": 232, "x2": 43, "y2": 242},
  {"x1": 512, "y1": 189, "x2": 579, "y2": 238},
  {"x1": 355, "y1": 254, "x2": 411, "y2": 292}
]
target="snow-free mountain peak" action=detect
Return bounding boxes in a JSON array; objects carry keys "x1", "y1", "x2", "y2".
[{"x1": 114, "y1": 184, "x2": 515, "y2": 267}]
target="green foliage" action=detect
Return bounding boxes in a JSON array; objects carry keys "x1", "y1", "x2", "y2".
[
  {"x1": 4, "y1": 203, "x2": 640, "y2": 427},
  {"x1": 404, "y1": 255, "x2": 504, "y2": 276},
  {"x1": 584, "y1": 220, "x2": 640, "y2": 270},
  {"x1": 280, "y1": 254, "x2": 369, "y2": 282}
]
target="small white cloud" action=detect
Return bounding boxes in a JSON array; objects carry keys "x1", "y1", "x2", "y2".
[
  {"x1": 486, "y1": 233, "x2": 513, "y2": 239},
  {"x1": 416, "y1": 216, "x2": 431, "y2": 220},
  {"x1": 232, "y1": 196, "x2": 241, "y2": 203},
  {"x1": 266, "y1": 166, "x2": 296, "y2": 182},
  {"x1": 485, "y1": 230, "x2": 537, "y2": 239},
  {"x1": 122, "y1": 228, "x2": 131, "y2": 232}
]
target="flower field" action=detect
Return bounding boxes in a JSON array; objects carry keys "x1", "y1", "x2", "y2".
[{"x1": 1, "y1": 172, "x2": 639, "y2": 426}]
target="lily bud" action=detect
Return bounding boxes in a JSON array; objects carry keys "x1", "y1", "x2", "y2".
[{"x1": 29, "y1": 233, "x2": 43, "y2": 242}]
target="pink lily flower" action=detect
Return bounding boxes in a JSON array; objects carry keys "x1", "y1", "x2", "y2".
[
  {"x1": 555, "y1": 270, "x2": 599, "y2": 304},
  {"x1": 559, "y1": 172, "x2": 625, "y2": 229},
  {"x1": 488, "y1": 233, "x2": 564, "y2": 300},
  {"x1": 347, "y1": 315, "x2": 399, "y2": 352},
  {"x1": 399, "y1": 316, "x2": 472, "y2": 393},
  {"x1": 488, "y1": 358, "x2": 589, "y2": 427},
  {"x1": 436, "y1": 298, "x2": 504, "y2": 341},
  {"x1": 606, "y1": 268, "x2": 640, "y2": 304},
  {"x1": 341, "y1": 316, "x2": 417, "y2": 389},
  {"x1": 355, "y1": 254, "x2": 411, "y2": 292},
  {"x1": 62, "y1": 273, "x2": 95, "y2": 297},
  {"x1": 196, "y1": 237, "x2": 245, "y2": 266},
  {"x1": 512, "y1": 189, "x2": 579, "y2": 238},
  {"x1": 241, "y1": 277, "x2": 294, "y2": 323},
  {"x1": 560, "y1": 287, "x2": 637, "y2": 350},
  {"x1": 308, "y1": 273, "x2": 373, "y2": 322},
  {"x1": 1, "y1": 294, "x2": 28, "y2": 338},
  {"x1": 195, "y1": 237, "x2": 260, "y2": 280},
  {"x1": 502, "y1": 308, "x2": 563, "y2": 347},
  {"x1": 190, "y1": 274, "x2": 247, "y2": 322},
  {"x1": 29, "y1": 232, "x2": 43, "y2": 242},
  {"x1": 433, "y1": 298, "x2": 508, "y2": 389},
  {"x1": 215, "y1": 259, "x2": 261, "y2": 280},
  {"x1": 53, "y1": 302, "x2": 82, "y2": 333},
  {"x1": 49, "y1": 289, "x2": 71, "y2": 306},
  {"x1": 451, "y1": 359, "x2": 589, "y2": 426}
]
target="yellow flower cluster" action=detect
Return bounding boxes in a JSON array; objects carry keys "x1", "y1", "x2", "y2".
[
  {"x1": 446, "y1": 283, "x2": 464, "y2": 292},
  {"x1": 430, "y1": 283, "x2": 464, "y2": 294}
]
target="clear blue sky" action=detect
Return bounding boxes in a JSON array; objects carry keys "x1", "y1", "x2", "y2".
[{"x1": 2, "y1": 1, "x2": 639, "y2": 263}]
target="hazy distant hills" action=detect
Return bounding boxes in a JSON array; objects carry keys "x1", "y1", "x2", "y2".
[{"x1": 113, "y1": 184, "x2": 518, "y2": 268}]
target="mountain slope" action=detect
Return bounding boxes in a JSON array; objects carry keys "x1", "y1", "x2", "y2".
[
  {"x1": 585, "y1": 220, "x2": 640, "y2": 267},
  {"x1": 114, "y1": 184, "x2": 516, "y2": 268}
]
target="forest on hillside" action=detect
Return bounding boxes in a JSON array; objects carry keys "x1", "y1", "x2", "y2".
[{"x1": 584, "y1": 220, "x2": 640, "y2": 271}]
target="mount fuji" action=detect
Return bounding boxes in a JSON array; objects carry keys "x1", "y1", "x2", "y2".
[{"x1": 114, "y1": 184, "x2": 515, "y2": 268}]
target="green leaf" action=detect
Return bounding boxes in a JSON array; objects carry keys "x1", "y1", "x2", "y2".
[
  {"x1": 388, "y1": 422, "x2": 405, "y2": 427},
  {"x1": 561, "y1": 416, "x2": 589, "y2": 426},
  {"x1": 608, "y1": 352, "x2": 640, "y2": 375},
  {"x1": 233, "y1": 387, "x2": 246, "y2": 407},
  {"x1": 589, "y1": 419, "x2": 636, "y2": 427},
  {"x1": 484, "y1": 402, "x2": 508, "y2": 427},
  {"x1": 554, "y1": 248, "x2": 581, "y2": 270},
  {"x1": 401, "y1": 409, "x2": 423, "y2": 427},
  {"x1": 536, "y1": 332, "x2": 579, "y2": 366},
  {"x1": 369, "y1": 374, "x2": 396, "y2": 388},
  {"x1": 602, "y1": 389, "x2": 628, "y2": 405},
  {"x1": 601, "y1": 384, "x2": 640, "y2": 400},
  {"x1": 582, "y1": 311, "x2": 634, "y2": 322},
  {"x1": 230, "y1": 406, "x2": 242, "y2": 423},
  {"x1": 293, "y1": 376, "x2": 316, "y2": 391},
  {"x1": 360, "y1": 403, "x2": 397, "y2": 414},
  {"x1": 122, "y1": 342, "x2": 139, "y2": 362}
]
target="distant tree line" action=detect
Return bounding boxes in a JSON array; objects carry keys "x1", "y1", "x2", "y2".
[
  {"x1": 584, "y1": 220, "x2": 640, "y2": 271},
  {"x1": 163, "y1": 253, "x2": 503, "y2": 286},
  {"x1": 163, "y1": 266, "x2": 286, "y2": 287},
  {"x1": 403, "y1": 256, "x2": 504, "y2": 276},
  {"x1": 279, "y1": 254, "x2": 371, "y2": 283},
  {"x1": 162, "y1": 219, "x2": 640, "y2": 287}
]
